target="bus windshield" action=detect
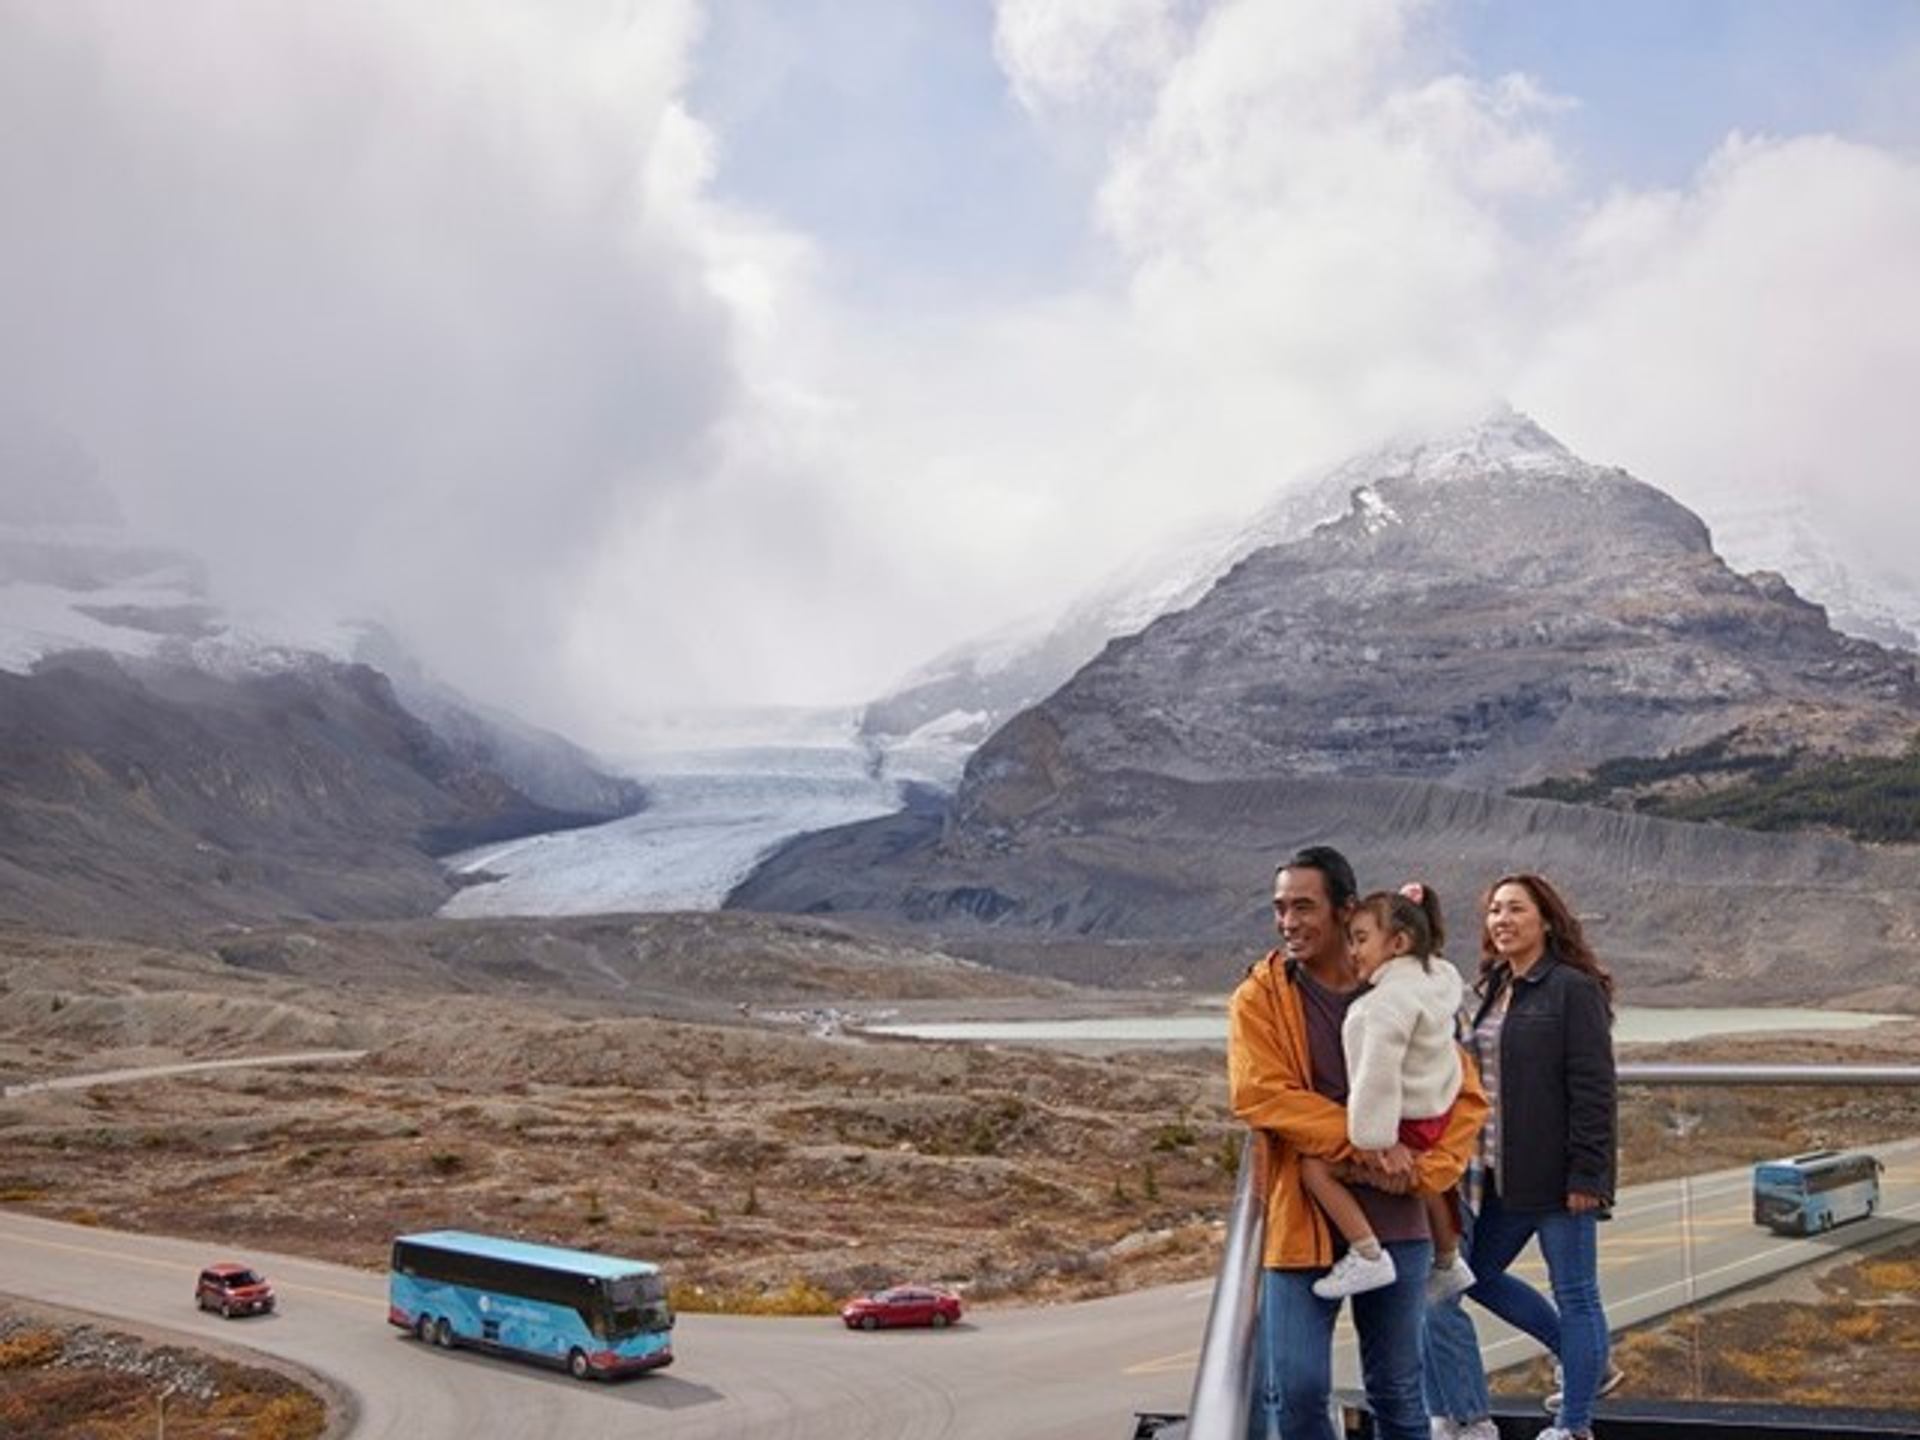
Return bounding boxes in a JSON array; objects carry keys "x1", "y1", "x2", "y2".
[{"x1": 605, "y1": 1273, "x2": 672, "y2": 1337}]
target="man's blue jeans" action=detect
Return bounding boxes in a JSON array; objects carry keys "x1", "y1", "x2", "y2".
[
  {"x1": 1246, "y1": 1239, "x2": 1432, "y2": 1440},
  {"x1": 1423, "y1": 1201, "x2": 1492, "y2": 1426},
  {"x1": 1465, "y1": 1185, "x2": 1610, "y2": 1434}
]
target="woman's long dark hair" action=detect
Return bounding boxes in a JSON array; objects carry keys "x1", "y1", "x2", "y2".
[{"x1": 1479, "y1": 872, "x2": 1614, "y2": 1010}]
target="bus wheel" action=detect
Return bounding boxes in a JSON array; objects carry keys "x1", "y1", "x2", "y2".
[
  {"x1": 433, "y1": 1318, "x2": 453, "y2": 1348},
  {"x1": 415, "y1": 1315, "x2": 433, "y2": 1343},
  {"x1": 568, "y1": 1349, "x2": 593, "y2": 1381}
]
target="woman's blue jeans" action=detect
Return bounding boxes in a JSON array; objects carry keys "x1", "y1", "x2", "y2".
[
  {"x1": 1464, "y1": 1185, "x2": 1611, "y2": 1434},
  {"x1": 1246, "y1": 1239, "x2": 1432, "y2": 1440}
]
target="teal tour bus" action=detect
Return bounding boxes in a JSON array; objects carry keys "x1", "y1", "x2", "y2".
[
  {"x1": 389, "y1": 1230, "x2": 674, "y2": 1380},
  {"x1": 1751, "y1": 1148, "x2": 1883, "y2": 1236}
]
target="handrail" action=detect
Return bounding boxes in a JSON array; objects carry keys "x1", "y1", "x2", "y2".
[
  {"x1": 1183, "y1": 1130, "x2": 1268, "y2": 1439},
  {"x1": 1619, "y1": 1063, "x2": 1920, "y2": 1086},
  {"x1": 1183, "y1": 1062, "x2": 1920, "y2": 1437}
]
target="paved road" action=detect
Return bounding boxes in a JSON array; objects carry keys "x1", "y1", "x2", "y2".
[
  {"x1": 4, "y1": 1142, "x2": 1915, "y2": 1437},
  {"x1": 0, "y1": 1051, "x2": 368, "y2": 1098},
  {"x1": 1454, "y1": 1136, "x2": 1920, "y2": 1376},
  {"x1": 0, "y1": 1208, "x2": 1206, "y2": 1439}
]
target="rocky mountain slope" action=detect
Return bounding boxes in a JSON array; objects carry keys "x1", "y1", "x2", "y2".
[
  {"x1": 0, "y1": 433, "x2": 642, "y2": 936},
  {"x1": 735, "y1": 417, "x2": 1920, "y2": 1003},
  {"x1": 0, "y1": 650, "x2": 639, "y2": 937}
]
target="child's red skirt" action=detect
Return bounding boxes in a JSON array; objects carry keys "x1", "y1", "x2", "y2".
[{"x1": 1398, "y1": 1108, "x2": 1452, "y2": 1150}]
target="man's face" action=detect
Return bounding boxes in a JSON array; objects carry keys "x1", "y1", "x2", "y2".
[{"x1": 1273, "y1": 866, "x2": 1348, "y2": 967}]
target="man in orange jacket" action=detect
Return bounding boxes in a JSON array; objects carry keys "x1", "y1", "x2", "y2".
[{"x1": 1228, "y1": 846, "x2": 1487, "y2": 1440}]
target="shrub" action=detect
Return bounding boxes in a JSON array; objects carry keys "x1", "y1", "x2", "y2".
[
  {"x1": 1215, "y1": 1135, "x2": 1242, "y2": 1176},
  {"x1": 669, "y1": 1278, "x2": 840, "y2": 1316},
  {"x1": 0, "y1": 1328, "x2": 62, "y2": 1370},
  {"x1": 1152, "y1": 1123, "x2": 1197, "y2": 1152},
  {"x1": 1515, "y1": 731, "x2": 1920, "y2": 844},
  {"x1": 248, "y1": 1391, "x2": 328, "y2": 1440}
]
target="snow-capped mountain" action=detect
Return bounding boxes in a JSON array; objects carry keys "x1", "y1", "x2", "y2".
[
  {"x1": 0, "y1": 517, "x2": 372, "y2": 679},
  {"x1": 0, "y1": 421, "x2": 365, "y2": 679},
  {"x1": 864, "y1": 404, "x2": 1918, "y2": 760},
  {"x1": 0, "y1": 431, "x2": 646, "y2": 934},
  {"x1": 860, "y1": 404, "x2": 1604, "y2": 747},
  {"x1": 737, "y1": 416, "x2": 1920, "y2": 1007}
]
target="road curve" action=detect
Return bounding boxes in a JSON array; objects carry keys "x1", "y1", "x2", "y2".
[
  {"x1": 4, "y1": 1141, "x2": 1916, "y2": 1437},
  {"x1": 0, "y1": 1208, "x2": 1206, "y2": 1440}
]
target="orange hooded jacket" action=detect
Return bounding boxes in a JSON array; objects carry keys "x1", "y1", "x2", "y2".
[{"x1": 1228, "y1": 950, "x2": 1488, "y2": 1270}]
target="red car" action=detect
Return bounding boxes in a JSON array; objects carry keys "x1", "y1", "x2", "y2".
[
  {"x1": 195, "y1": 1263, "x2": 275, "y2": 1318},
  {"x1": 840, "y1": 1286, "x2": 962, "y2": 1331}
]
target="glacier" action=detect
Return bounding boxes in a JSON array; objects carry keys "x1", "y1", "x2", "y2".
[{"x1": 437, "y1": 724, "x2": 969, "y2": 918}]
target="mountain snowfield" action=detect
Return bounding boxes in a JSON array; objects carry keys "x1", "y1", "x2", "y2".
[{"x1": 0, "y1": 519, "x2": 366, "y2": 679}]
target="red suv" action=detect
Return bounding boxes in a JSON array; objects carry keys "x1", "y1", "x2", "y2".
[
  {"x1": 840, "y1": 1286, "x2": 962, "y2": 1331},
  {"x1": 195, "y1": 1263, "x2": 275, "y2": 1318}
]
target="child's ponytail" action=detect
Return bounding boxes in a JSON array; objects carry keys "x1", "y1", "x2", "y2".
[
  {"x1": 1356, "y1": 882, "x2": 1446, "y2": 970},
  {"x1": 1397, "y1": 881, "x2": 1446, "y2": 956}
]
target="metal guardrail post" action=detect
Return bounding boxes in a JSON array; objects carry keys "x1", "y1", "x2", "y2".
[{"x1": 1183, "y1": 1130, "x2": 1268, "y2": 1440}]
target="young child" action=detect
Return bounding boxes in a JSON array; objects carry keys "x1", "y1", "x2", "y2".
[{"x1": 1305, "y1": 882, "x2": 1474, "y2": 1301}]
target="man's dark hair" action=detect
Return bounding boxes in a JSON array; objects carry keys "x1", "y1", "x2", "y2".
[{"x1": 1275, "y1": 845, "x2": 1358, "y2": 911}]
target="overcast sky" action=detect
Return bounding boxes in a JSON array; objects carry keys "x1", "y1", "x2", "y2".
[{"x1": 2, "y1": 0, "x2": 1917, "y2": 744}]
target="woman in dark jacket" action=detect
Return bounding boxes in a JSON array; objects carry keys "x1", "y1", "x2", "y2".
[{"x1": 1460, "y1": 873, "x2": 1618, "y2": 1440}]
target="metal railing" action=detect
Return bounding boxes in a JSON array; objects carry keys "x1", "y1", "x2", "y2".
[
  {"x1": 1183, "y1": 1130, "x2": 1268, "y2": 1440},
  {"x1": 1181, "y1": 1063, "x2": 1920, "y2": 1439}
]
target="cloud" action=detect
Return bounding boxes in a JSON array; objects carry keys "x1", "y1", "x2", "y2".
[
  {"x1": 3, "y1": 0, "x2": 1915, "y2": 739},
  {"x1": 1520, "y1": 133, "x2": 1920, "y2": 571},
  {"x1": 0, "y1": 0, "x2": 742, "y2": 727},
  {"x1": 993, "y1": 0, "x2": 1191, "y2": 118},
  {"x1": 793, "y1": 0, "x2": 1575, "y2": 610}
]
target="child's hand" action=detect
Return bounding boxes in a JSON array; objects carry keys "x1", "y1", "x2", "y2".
[
  {"x1": 1349, "y1": 1145, "x2": 1417, "y2": 1193},
  {"x1": 1373, "y1": 1143, "x2": 1416, "y2": 1179}
]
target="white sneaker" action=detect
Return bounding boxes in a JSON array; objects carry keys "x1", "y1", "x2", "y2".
[
  {"x1": 1429, "y1": 1421, "x2": 1457, "y2": 1440},
  {"x1": 1544, "y1": 1361, "x2": 1625, "y2": 1412},
  {"x1": 1426, "y1": 1255, "x2": 1476, "y2": 1302},
  {"x1": 1310, "y1": 1247, "x2": 1398, "y2": 1299},
  {"x1": 1455, "y1": 1423, "x2": 1498, "y2": 1440},
  {"x1": 1536, "y1": 1428, "x2": 1581, "y2": 1440}
]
